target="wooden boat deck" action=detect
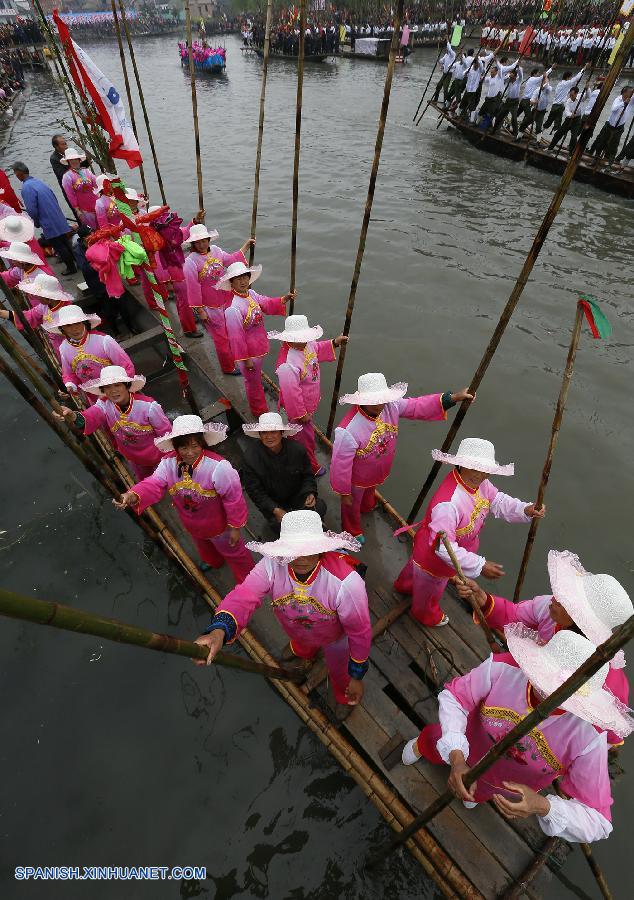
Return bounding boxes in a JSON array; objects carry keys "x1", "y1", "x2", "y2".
[
  {"x1": 49, "y1": 265, "x2": 582, "y2": 898},
  {"x1": 430, "y1": 102, "x2": 634, "y2": 199},
  {"x1": 253, "y1": 48, "x2": 328, "y2": 63}
]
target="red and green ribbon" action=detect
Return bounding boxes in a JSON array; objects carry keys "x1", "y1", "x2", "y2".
[{"x1": 578, "y1": 294, "x2": 612, "y2": 340}]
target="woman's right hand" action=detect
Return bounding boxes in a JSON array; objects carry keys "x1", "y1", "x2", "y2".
[
  {"x1": 193, "y1": 630, "x2": 225, "y2": 666},
  {"x1": 455, "y1": 576, "x2": 488, "y2": 607},
  {"x1": 52, "y1": 405, "x2": 77, "y2": 425},
  {"x1": 113, "y1": 490, "x2": 139, "y2": 510},
  {"x1": 245, "y1": 359, "x2": 255, "y2": 371},
  {"x1": 448, "y1": 750, "x2": 476, "y2": 802},
  {"x1": 482, "y1": 560, "x2": 505, "y2": 579}
]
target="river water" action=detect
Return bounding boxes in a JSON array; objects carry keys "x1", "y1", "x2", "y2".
[{"x1": 1, "y1": 34, "x2": 632, "y2": 899}]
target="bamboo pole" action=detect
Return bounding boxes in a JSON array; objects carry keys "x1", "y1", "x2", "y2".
[
  {"x1": 0, "y1": 588, "x2": 304, "y2": 683},
  {"x1": 184, "y1": 0, "x2": 205, "y2": 216},
  {"x1": 248, "y1": 0, "x2": 274, "y2": 266},
  {"x1": 118, "y1": 0, "x2": 167, "y2": 206},
  {"x1": 0, "y1": 275, "x2": 65, "y2": 388},
  {"x1": 438, "y1": 532, "x2": 504, "y2": 652},
  {"x1": 513, "y1": 302, "x2": 584, "y2": 601},
  {"x1": 110, "y1": 0, "x2": 149, "y2": 199},
  {"x1": 405, "y1": 18, "x2": 634, "y2": 523},
  {"x1": 499, "y1": 836, "x2": 559, "y2": 900},
  {"x1": 325, "y1": 0, "x2": 405, "y2": 438},
  {"x1": 288, "y1": 0, "x2": 306, "y2": 314},
  {"x1": 368, "y1": 613, "x2": 634, "y2": 866},
  {"x1": 554, "y1": 783, "x2": 613, "y2": 900}
]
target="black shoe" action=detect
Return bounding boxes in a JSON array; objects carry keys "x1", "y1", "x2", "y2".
[
  {"x1": 183, "y1": 330, "x2": 204, "y2": 339},
  {"x1": 61, "y1": 267, "x2": 77, "y2": 276}
]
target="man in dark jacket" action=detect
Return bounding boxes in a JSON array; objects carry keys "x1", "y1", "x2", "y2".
[{"x1": 241, "y1": 413, "x2": 326, "y2": 535}]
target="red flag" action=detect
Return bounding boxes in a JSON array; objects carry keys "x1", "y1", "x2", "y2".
[{"x1": 518, "y1": 26, "x2": 536, "y2": 55}]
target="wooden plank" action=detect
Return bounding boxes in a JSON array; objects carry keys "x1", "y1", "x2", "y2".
[{"x1": 120, "y1": 324, "x2": 166, "y2": 351}]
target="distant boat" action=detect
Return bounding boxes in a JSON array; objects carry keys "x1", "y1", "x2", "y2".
[{"x1": 178, "y1": 41, "x2": 226, "y2": 75}]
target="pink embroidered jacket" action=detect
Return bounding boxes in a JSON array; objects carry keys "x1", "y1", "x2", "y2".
[
  {"x1": 183, "y1": 247, "x2": 246, "y2": 312},
  {"x1": 217, "y1": 553, "x2": 372, "y2": 663},
  {"x1": 225, "y1": 291, "x2": 286, "y2": 362},
  {"x1": 276, "y1": 340, "x2": 336, "y2": 419},
  {"x1": 15, "y1": 299, "x2": 70, "y2": 358},
  {"x1": 412, "y1": 469, "x2": 529, "y2": 579},
  {"x1": 62, "y1": 169, "x2": 98, "y2": 217},
  {"x1": 131, "y1": 449, "x2": 248, "y2": 538},
  {"x1": 59, "y1": 332, "x2": 135, "y2": 391},
  {"x1": 480, "y1": 592, "x2": 629, "y2": 746},
  {"x1": 436, "y1": 653, "x2": 613, "y2": 842},
  {"x1": 1, "y1": 264, "x2": 41, "y2": 292},
  {"x1": 82, "y1": 393, "x2": 171, "y2": 468},
  {"x1": 330, "y1": 395, "x2": 447, "y2": 494},
  {"x1": 95, "y1": 195, "x2": 123, "y2": 230}
]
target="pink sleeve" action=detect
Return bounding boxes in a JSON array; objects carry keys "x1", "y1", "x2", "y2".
[
  {"x1": 330, "y1": 426, "x2": 357, "y2": 495},
  {"x1": 336, "y1": 573, "x2": 372, "y2": 664},
  {"x1": 2, "y1": 268, "x2": 20, "y2": 289},
  {"x1": 558, "y1": 733, "x2": 613, "y2": 823},
  {"x1": 490, "y1": 490, "x2": 531, "y2": 524},
  {"x1": 445, "y1": 655, "x2": 497, "y2": 711},
  {"x1": 183, "y1": 257, "x2": 203, "y2": 308},
  {"x1": 218, "y1": 558, "x2": 273, "y2": 632},
  {"x1": 132, "y1": 459, "x2": 170, "y2": 513},
  {"x1": 180, "y1": 221, "x2": 193, "y2": 243},
  {"x1": 220, "y1": 249, "x2": 247, "y2": 267},
  {"x1": 15, "y1": 305, "x2": 43, "y2": 330},
  {"x1": 430, "y1": 501, "x2": 486, "y2": 577},
  {"x1": 82, "y1": 402, "x2": 108, "y2": 436},
  {"x1": 103, "y1": 335, "x2": 134, "y2": 377},
  {"x1": 485, "y1": 594, "x2": 549, "y2": 632},
  {"x1": 251, "y1": 292, "x2": 286, "y2": 316},
  {"x1": 603, "y1": 668, "x2": 629, "y2": 747},
  {"x1": 277, "y1": 363, "x2": 306, "y2": 419},
  {"x1": 61, "y1": 347, "x2": 79, "y2": 389},
  {"x1": 147, "y1": 401, "x2": 172, "y2": 437},
  {"x1": 316, "y1": 339, "x2": 336, "y2": 363},
  {"x1": 62, "y1": 172, "x2": 78, "y2": 208},
  {"x1": 213, "y1": 459, "x2": 249, "y2": 528},
  {"x1": 224, "y1": 304, "x2": 249, "y2": 361},
  {"x1": 95, "y1": 200, "x2": 108, "y2": 230},
  {"x1": 395, "y1": 393, "x2": 447, "y2": 421}
]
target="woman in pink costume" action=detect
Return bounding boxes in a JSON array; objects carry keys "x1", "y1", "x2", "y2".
[
  {"x1": 193, "y1": 510, "x2": 371, "y2": 720},
  {"x1": 183, "y1": 224, "x2": 255, "y2": 374},
  {"x1": 331, "y1": 372, "x2": 473, "y2": 544},
  {"x1": 0, "y1": 213, "x2": 54, "y2": 275},
  {"x1": 457, "y1": 550, "x2": 631, "y2": 746},
  {"x1": 401, "y1": 628, "x2": 632, "y2": 843},
  {"x1": 148, "y1": 206, "x2": 201, "y2": 338},
  {"x1": 0, "y1": 273, "x2": 74, "y2": 360},
  {"x1": 94, "y1": 174, "x2": 123, "y2": 229},
  {"x1": 394, "y1": 438, "x2": 544, "y2": 627},
  {"x1": 55, "y1": 365, "x2": 172, "y2": 481},
  {"x1": 43, "y1": 304, "x2": 134, "y2": 398},
  {"x1": 269, "y1": 314, "x2": 347, "y2": 477},
  {"x1": 0, "y1": 240, "x2": 46, "y2": 291},
  {"x1": 220, "y1": 261, "x2": 292, "y2": 415},
  {"x1": 60, "y1": 148, "x2": 98, "y2": 228},
  {"x1": 114, "y1": 415, "x2": 254, "y2": 583}
]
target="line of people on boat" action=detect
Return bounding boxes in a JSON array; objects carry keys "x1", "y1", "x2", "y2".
[
  {"x1": 1, "y1": 129, "x2": 631, "y2": 850},
  {"x1": 481, "y1": 22, "x2": 634, "y2": 69},
  {"x1": 434, "y1": 41, "x2": 634, "y2": 167}
]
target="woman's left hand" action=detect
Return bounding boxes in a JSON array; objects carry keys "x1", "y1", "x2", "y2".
[
  {"x1": 492, "y1": 782, "x2": 550, "y2": 819},
  {"x1": 228, "y1": 527, "x2": 241, "y2": 547},
  {"x1": 281, "y1": 291, "x2": 296, "y2": 305},
  {"x1": 334, "y1": 334, "x2": 349, "y2": 348},
  {"x1": 241, "y1": 237, "x2": 256, "y2": 254},
  {"x1": 525, "y1": 503, "x2": 546, "y2": 519},
  {"x1": 451, "y1": 388, "x2": 475, "y2": 403}
]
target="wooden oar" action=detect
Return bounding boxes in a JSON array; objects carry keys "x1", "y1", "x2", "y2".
[
  {"x1": 249, "y1": 0, "x2": 273, "y2": 266},
  {"x1": 366, "y1": 613, "x2": 634, "y2": 867},
  {"x1": 289, "y1": 0, "x2": 306, "y2": 314},
  {"x1": 405, "y1": 18, "x2": 634, "y2": 524},
  {"x1": 438, "y1": 532, "x2": 505, "y2": 653},
  {"x1": 184, "y1": 0, "x2": 205, "y2": 215},
  {"x1": 0, "y1": 588, "x2": 304, "y2": 683}
]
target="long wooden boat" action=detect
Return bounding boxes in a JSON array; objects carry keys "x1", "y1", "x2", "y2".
[
  {"x1": 431, "y1": 102, "x2": 634, "y2": 199},
  {"x1": 179, "y1": 54, "x2": 226, "y2": 75},
  {"x1": 36, "y1": 250, "x2": 612, "y2": 898},
  {"x1": 253, "y1": 47, "x2": 328, "y2": 63},
  {"x1": 337, "y1": 47, "x2": 414, "y2": 63}
]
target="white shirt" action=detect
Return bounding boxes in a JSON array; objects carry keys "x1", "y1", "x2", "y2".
[
  {"x1": 505, "y1": 69, "x2": 524, "y2": 100},
  {"x1": 482, "y1": 71, "x2": 504, "y2": 99},
  {"x1": 440, "y1": 42, "x2": 456, "y2": 74},
  {"x1": 465, "y1": 53, "x2": 493, "y2": 93},
  {"x1": 563, "y1": 96, "x2": 582, "y2": 118},
  {"x1": 531, "y1": 83, "x2": 553, "y2": 111},
  {"x1": 452, "y1": 56, "x2": 468, "y2": 80},
  {"x1": 553, "y1": 69, "x2": 585, "y2": 105},
  {"x1": 608, "y1": 94, "x2": 634, "y2": 127},
  {"x1": 582, "y1": 87, "x2": 600, "y2": 117}
]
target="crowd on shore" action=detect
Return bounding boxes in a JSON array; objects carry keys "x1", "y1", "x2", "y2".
[
  {"x1": 0, "y1": 19, "x2": 42, "y2": 49},
  {"x1": 481, "y1": 22, "x2": 634, "y2": 69}
]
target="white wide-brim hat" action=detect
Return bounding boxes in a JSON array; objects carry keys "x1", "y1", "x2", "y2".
[
  {"x1": 183, "y1": 223, "x2": 220, "y2": 246},
  {"x1": 268, "y1": 314, "x2": 323, "y2": 343},
  {"x1": 125, "y1": 188, "x2": 146, "y2": 204},
  {"x1": 246, "y1": 509, "x2": 361, "y2": 563},
  {"x1": 61, "y1": 147, "x2": 86, "y2": 164},
  {"x1": 155, "y1": 414, "x2": 228, "y2": 453},
  {"x1": 548, "y1": 550, "x2": 632, "y2": 669},
  {"x1": 242, "y1": 411, "x2": 303, "y2": 438},
  {"x1": 505, "y1": 624, "x2": 633, "y2": 740},
  {"x1": 432, "y1": 437, "x2": 514, "y2": 477},
  {"x1": 0, "y1": 240, "x2": 42, "y2": 267},
  {"x1": 17, "y1": 272, "x2": 74, "y2": 303},
  {"x1": 339, "y1": 372, "x2": 407, "y2": 406},
  {"x1": 42, "y1": 303, "x2": 101, "y2": 335},
  {"x1": 216, "y1": 261, "x2": 262, "y2": 293},
  {"x1": 0, "y1": 214, "x2": 34, "y2": 243},
  {"x1": 82, "y1": 364, "x2": 146, "y2": 396},
  {"x1": 95, "y1": 172, "x2": 117, "y2": 192}
]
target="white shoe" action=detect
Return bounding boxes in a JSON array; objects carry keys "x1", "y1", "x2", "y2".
[
  {"x1": 402, "y1": 738, "x2": 421, "y2": 766},
  {"x1": 434, "y1": 613, "x2": 450, "y2": 627}
]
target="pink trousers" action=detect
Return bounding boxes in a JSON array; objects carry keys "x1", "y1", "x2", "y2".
[
  {"x1": 203, "y1": 308, "x2": 235, "y2": 374},
  {"x1": 394, "y1": 559, "x2": 447, "y2": 626},
  {"x1": 291, "y1": 633, "x2": 351, "y2": 704},
  {"x1": 192, "y1": 529, "x2": 255, "y2": 584},
  {"x1": 172, "y1": 280, "x2": 197, "y2": 333},
  {"x1": 238, "y1": 358, "x2": 268, "y2": 416},
  {"x1": 289, "y1": 419, "x2": 319, "y2": 473},
  {"x1": 340, "y1": 485, "x2": 377, "y2": 536}
]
